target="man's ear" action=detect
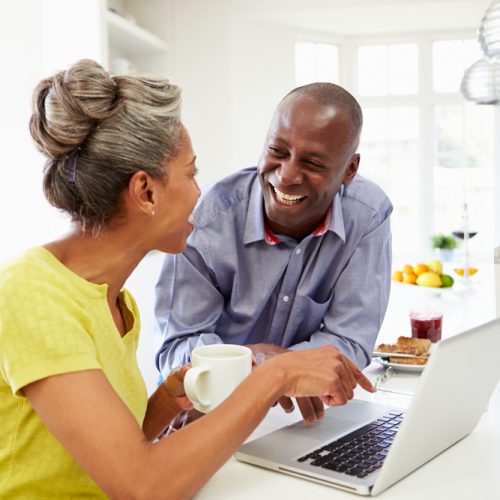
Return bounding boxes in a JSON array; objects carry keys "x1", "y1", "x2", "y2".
[
  {"x1": 128, "y1": 171, "x2": 156, "y2": 216},
  {"x1": 342, "y1": 154, "x2": 360, "y2": 186}
]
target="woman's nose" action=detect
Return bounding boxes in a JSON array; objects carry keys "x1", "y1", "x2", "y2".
[{"x1": 194, "y1": 180, "x2": 201, "y2": 197}]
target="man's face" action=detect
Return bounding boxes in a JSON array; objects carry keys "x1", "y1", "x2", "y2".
[{"x1": 258, "y1": 95, "x2": 360, "y2": 240}]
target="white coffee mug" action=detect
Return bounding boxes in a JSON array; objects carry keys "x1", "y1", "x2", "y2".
[{"x1": 184, "y1": 344, "x2": 252, "y2": 413}]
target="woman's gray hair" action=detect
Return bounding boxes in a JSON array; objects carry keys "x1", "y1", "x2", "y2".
[{"x1": 29, "y1": 59, "x2": 182, "y2": 233}]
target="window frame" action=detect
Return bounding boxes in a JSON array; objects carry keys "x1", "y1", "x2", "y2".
[{"x1": 295, "y1": 29, "x2": 497, "y2": 257}]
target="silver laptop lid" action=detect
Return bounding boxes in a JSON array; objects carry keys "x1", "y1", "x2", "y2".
[{"x1": 372, "y1": 317, "x2": 500, "y2": 495}]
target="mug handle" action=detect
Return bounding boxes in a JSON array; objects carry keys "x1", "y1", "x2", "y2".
[{"x1": 184, "y1": 366, "x2": 210, "y2": 407}]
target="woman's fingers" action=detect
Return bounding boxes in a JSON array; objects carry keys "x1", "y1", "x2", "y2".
[{"x1": 345, "y1": 357, "x2": 376, "y2": 393}]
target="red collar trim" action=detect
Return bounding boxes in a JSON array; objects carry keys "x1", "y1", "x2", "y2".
[
  {"x1": 264, "y1": 207, "x2": 332, "y2": 245},
  {"x1": 312, "y1": 207, "x2": 332, "y2": 237},
  {"x1": 264, "y1": 224, "x2": 281, "y2": 245}
]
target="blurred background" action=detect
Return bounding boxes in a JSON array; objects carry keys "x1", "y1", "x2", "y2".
[{"x1": 1, "y1": 0, "x2": 497, "y2": 391}]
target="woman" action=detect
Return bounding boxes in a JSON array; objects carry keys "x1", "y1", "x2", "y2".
[{"x1": 0, "y1": 60, "x2": 374, "y2": 498}]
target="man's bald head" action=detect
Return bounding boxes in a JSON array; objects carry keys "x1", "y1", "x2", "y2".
[{"x1": 280, "y1": 82, "x2": 363, "y2": 150}]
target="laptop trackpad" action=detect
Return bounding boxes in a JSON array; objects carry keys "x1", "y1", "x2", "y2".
[
  {"x1": 285, "y1": 416, "x2": 363, "y2": 444},
  {"x1": 240, "y1": 415, "x2": 367, "y2": 461},
  {"x1": 276, "y1": 400, "x2": 393, "y2": 452},
  {"x1": 239, "y1": 400, "x2": 394, "y2": 461}
]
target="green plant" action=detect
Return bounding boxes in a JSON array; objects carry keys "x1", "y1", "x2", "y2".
[{"x1": 431, "y1": 233, "x2": 458, "y2": 250}]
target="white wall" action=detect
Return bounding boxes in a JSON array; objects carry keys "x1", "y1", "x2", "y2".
[
  {"x1": 0, "y1": 0, "x2": 106, "y2": 261},
  {"x1": 167, "y1": 0, "x2": 234, "y2": 187},
  {"x1": 169, "y1": 2, "x2": 343, "y2": 185},
  {"x1": 0, "y1": 1, "x2": 47, "y2": 261},
  {"x1": 229, "y1": 19, "x2": 299, "y2": 170}
]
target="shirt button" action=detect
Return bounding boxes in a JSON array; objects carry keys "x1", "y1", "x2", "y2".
[
  {"x1": 296, "y1": 248, "x2": 301, "y2": 255},
  {"x1": 283, "y1": 295, "x2": 290, "y2": 303}
]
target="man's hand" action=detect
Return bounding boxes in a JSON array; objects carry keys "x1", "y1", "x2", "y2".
[
  {"x1": 160, "y1": 366, "x2": 204, "y2": 437},
  {"x1": 246, "y1": 343, "x2": 325, "y2": 425},
  {"x1": 164, "y1": 365, "x2": 194, "y2": 413}
]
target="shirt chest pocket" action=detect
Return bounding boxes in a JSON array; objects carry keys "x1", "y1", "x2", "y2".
[{"x1": 289, "y1": 292, "x2": 334, "y2": 343}]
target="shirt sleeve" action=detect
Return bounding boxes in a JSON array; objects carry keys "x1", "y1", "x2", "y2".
[
  {"x1": 0, "y1": 272, "x2": 100, "y2": 397},
  {"x1": 154, "y1": 245, "x2": 225, "y2": 376},
  {"x1": 288, "y1": 210, "x2": 393, "y2": 368}
]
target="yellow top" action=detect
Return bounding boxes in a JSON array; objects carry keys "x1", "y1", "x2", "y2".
[{"x1": 0, "y1": 247, "x2": 148, "y2": 498}]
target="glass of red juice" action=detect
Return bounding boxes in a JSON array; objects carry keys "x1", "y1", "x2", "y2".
[{"x1": 410, "y1": 310, "x2": 443, "y2": 343}]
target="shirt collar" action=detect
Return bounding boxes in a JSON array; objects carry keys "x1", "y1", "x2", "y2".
[
  {"x1": 243, "y1": 178, "x2": 346, "y2": 245},
  {"x1": 243, "y1": 178, "x2": 267, "y2": 245},
  {"x1": 329, "y1": 187, "x2": 346, "y2": 243}
]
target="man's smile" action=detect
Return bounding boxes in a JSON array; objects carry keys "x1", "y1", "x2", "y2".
[{"x1": 271, "y1": 185, "x2": 307, "y2": 206}]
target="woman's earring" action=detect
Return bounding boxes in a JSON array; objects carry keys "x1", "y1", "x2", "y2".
[{"x1": 151, "y1": 209, "x2": 155, "y2": 217}]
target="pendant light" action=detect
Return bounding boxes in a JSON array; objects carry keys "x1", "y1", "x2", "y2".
[
  {"x1": 478, "y1": 0, "x2": 500, "y2": 61},
  {"x1": 460, "y1": 57, "x2": 500, "y2": 104}
]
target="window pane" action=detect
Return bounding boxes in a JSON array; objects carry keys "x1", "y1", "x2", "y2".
[
  {"x1": 360, "y1": 107, "x2": 419, "y2": 252},
  {"x1": 434, "y1": 104, "x2": 494, "y2": 255},
  {"x1": 358, "y1": 43, "x2": 418, "y2": 96},
  {"x1": 433, "y1": 39, "x2": 482, "y2": 93},
  {"x1": 435, "y1": 105, "x2": 462, "y2": 168},
  {"x1": 358, "y1": 45, "x2": 388, "y2": 96},
  {"x1": 389, "y1": 44, "x2": 418, "y2": 95},
  {"x1": 295, "y1": 42, "x2": 338, "y2": 86}
]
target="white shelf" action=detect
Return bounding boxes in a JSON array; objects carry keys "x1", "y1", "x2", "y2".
[{"x1": 106, "y1": 9, "x2": 167, "y2": 56}]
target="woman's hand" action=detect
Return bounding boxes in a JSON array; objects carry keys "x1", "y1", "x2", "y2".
[
  {"x1": 265, "y1": 345, "x2": 375, "y2": 408},
  {"x1": 247, "y1": 342, "x2": 325, "y2": 425}
]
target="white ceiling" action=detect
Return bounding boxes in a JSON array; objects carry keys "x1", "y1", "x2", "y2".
[
  {"x1": 236, "y1": 0, "x2": 491, "y2": 35},
  {"x1": 133, "y1": 0, "x2": 491, "y2": 35}
]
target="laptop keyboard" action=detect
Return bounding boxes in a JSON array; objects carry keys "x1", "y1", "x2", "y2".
[{"x1": 297, "y1": 410, "x2": 404, "y2": 479}]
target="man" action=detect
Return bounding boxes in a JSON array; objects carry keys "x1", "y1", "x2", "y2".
[{"x1": 155, "y1": 82, "x2": 392, "y2": 423}]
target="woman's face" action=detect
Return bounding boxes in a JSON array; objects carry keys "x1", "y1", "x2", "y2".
[{"x1": 155, "y1": 128, "x2": 201, "y2": 253}]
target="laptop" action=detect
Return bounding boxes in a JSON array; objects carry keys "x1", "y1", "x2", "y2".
[{"x1": 236, "y1": 318, "x2": 500, "y2": 496}]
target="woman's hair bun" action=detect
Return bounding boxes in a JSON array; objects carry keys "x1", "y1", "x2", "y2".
[
  {"x1": 32, "y1": 58, "x2": 182, "y2": 233},
  {"x1": 30, "y1": 59, "x2": 121, "y2": 159}
]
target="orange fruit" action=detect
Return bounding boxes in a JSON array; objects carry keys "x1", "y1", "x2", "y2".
[
  {"x1": 402, "y1": 272, "x2": 417, "y2": 285},
  {"x1": 402, "y1": 264, "x2": 414, "y2": 274},
  {"x1": 454, "y1": 267, "x2": 478, "y2": 277},
  {"x1": 413, "y1": 263, "x2": 429, "y2": 276},
  {"x1": 392, "y1": 271, "x2": 403, "y2": 282}
]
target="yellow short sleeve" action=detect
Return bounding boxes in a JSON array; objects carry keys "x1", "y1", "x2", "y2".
[{"x1": 0, "y1": 253, "x2": 100, "y2": 396}]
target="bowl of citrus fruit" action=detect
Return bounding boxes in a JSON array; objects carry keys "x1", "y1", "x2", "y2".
[{"x1": 392, "y1": 259, "x2": 454, "y2": 289}]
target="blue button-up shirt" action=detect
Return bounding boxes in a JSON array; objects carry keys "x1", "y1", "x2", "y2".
[{"x1": 155, "y1": 167, "x2": 392, "y2": 376}]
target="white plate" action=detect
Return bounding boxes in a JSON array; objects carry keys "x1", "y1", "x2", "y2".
[{"x1": 374, "y1": 357, "x2": 426, "y2": 373}]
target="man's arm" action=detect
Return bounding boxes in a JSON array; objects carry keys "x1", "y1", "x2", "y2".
[
  {"x1": 288, "y1": 214, "x2": 392, "y2": 367},
  {"x1": 155, "y1": 246, "x2": 225, "y2": 375}
]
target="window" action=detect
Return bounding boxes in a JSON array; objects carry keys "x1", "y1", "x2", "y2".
[
  {"x1": 295, "y1": 42, "x2": 339, "y2": 86},
  {"x1": 358, "y1": 43, "x2": 418, "y2": 96},
  {"x1": 434, "y1": 104, "x2": 495, "y2": 255},
  {"x1": 432, "y1": 37, "x2": 494, "y2": 256},
  {"x1": 360, "y1": 107, "x2": 419, "y2": 250},
  {"x1": 295, "y1": 36, "x2": 495, "y2": 258},
  {"x1": 433, "y1": 39, "x2": 483, "y2": 93}
]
